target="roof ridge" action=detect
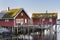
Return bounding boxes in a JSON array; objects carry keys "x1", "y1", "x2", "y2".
[{"x1": 9, "y1": 8, "x2": 23, "y2": 10}]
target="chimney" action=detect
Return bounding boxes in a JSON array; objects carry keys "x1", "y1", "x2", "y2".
[{"x1": 8, "y1": 7, "x2": 10, "y2": 11}]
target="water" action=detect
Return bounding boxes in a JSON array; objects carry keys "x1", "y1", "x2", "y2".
[
  {"x1": 0, "y1": 26, "x2": 60, "y2": 40},
  {"x1": 57, "y1": 32, "x2": 60, "y2": 40},
  {"x1": 57, "y1": 25, "x2": 60, "y2": 40}
]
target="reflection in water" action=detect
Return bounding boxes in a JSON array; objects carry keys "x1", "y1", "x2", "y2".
[
  {"x1": 0, "y1": 32, "x2": 56, "y2": 40},
  {"x1": 0, "y1": 25, "x2": 57, "y2": 40}
]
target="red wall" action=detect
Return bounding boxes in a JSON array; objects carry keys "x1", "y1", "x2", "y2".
[
  {"x1": 52, "y1": 18, "x2": 56, "y2": 24},
  {"x1": 15, "y1": 10, "x2": 29, "y2": 25},
  {"x1": 0, "y1": 10, "x2": 30, "y2": 27},
  {"x1": 0, "y1": 19, "x2": 14, "y2": 27},
  {"x1": 32, "y1": 18, "x2": 56, "y2": 25}
]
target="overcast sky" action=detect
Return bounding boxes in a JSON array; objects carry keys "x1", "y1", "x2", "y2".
[{"x1": 0, "y1": 0, "x2": 60, "y2": 19}]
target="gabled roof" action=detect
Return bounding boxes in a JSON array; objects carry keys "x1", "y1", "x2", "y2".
[
  {"x1": 0, "y1": 8, "x2": 30, "y2": 19},
  {"x1": 2, "y1": 8, "x2": 22, "y2": 19},
  {"x1": 32, "y1": 13, "x2": 57, "y2": 18}
]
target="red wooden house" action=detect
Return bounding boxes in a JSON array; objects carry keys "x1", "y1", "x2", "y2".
[
  {"x1": 32, "y1": 13, "x2": 57, "y2": 25},
  {"x1": 0, "y1": 8, "x2": 30, "y2": 27}
]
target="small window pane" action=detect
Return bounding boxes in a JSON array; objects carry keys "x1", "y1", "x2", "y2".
[
  {"x1": 25, "y1": 19, "x2": 27, "y2": 23},
  {"x1": 16, "y1": 19, "x2": 20, "y2": 23},
  {"x1": 42, "y1": 18, "x2": 45, "y2": 21},
  {"x1": 5, "y1": 19, "x2": 9, "y2": 22},
  {"x1": 21, "y1": 13, "x2": 23, "y2": 16},
  {"x1": 16, "y1": 19, "x2": 24, "y2": 25},
  {"x1": 49, "y1": 18, "x2": 52, "y2": 22},
  {"x1": 20, "y1": 19, "x2": 24, "y2": 25}
]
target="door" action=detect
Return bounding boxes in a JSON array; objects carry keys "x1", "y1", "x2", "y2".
[{"x1": 20, "y1": 18, "x2": 24, "y2": 25}]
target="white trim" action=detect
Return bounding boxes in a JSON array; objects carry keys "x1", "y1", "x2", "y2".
[
  {"x1": 14, "y1": 8, "x2": 23, "y2": 19},
  {"x1": 14, "y1": 19, "x2": 16, "y2": 27}
]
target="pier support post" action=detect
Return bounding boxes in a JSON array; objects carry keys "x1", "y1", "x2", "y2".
[{"x1": 55, "y1": 24, "x2": 57, "y2": 40}]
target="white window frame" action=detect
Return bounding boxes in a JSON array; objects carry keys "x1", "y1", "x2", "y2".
[
  {"x1": 49, "y1": 18, "x2": 52, "y2": 22},
  {"x1": 16, "y1": 19, "x2": 20, "y2": 24},
  {"x1": 20, "y1": 18, "x2": 24, "y2": 25},
  {"x1": 42, "y1": 18, "x2": 45, "y2": 21},
  {"x1": 25, "y1": 19, "x2": 27, "y2": 23},
  {"x1": 16, "y1": 18, "x2": 24, "y2": 25},
  {"x1": 5, "y1": 19, "x2": 9, "y2": 22}
]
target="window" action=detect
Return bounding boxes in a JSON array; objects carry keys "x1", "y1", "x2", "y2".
[
  {"x1": 20, "y1": 19, "x2": 24, "y2": 25},
  {"x1": 16, "y1": 19, "x2": 20, "y2": 23},
  {"x1": 16, "y1": 19, "x2": 24, "y2": 25},
  {"x1": 5, "y1": 19, "x2": 9, "y2": 22},
  {"x1": 42, "y1": 18, "x2": 45, "y2": 21},
  {"x1": 21, "y1": 13, "x2": 23, "y2": 16},
  {"x1": 49, "y1": 18, "x2": 52, "y2": 22},
  {"x1": 25, "y1": 19, "x2": 27, "y2": 23}
]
